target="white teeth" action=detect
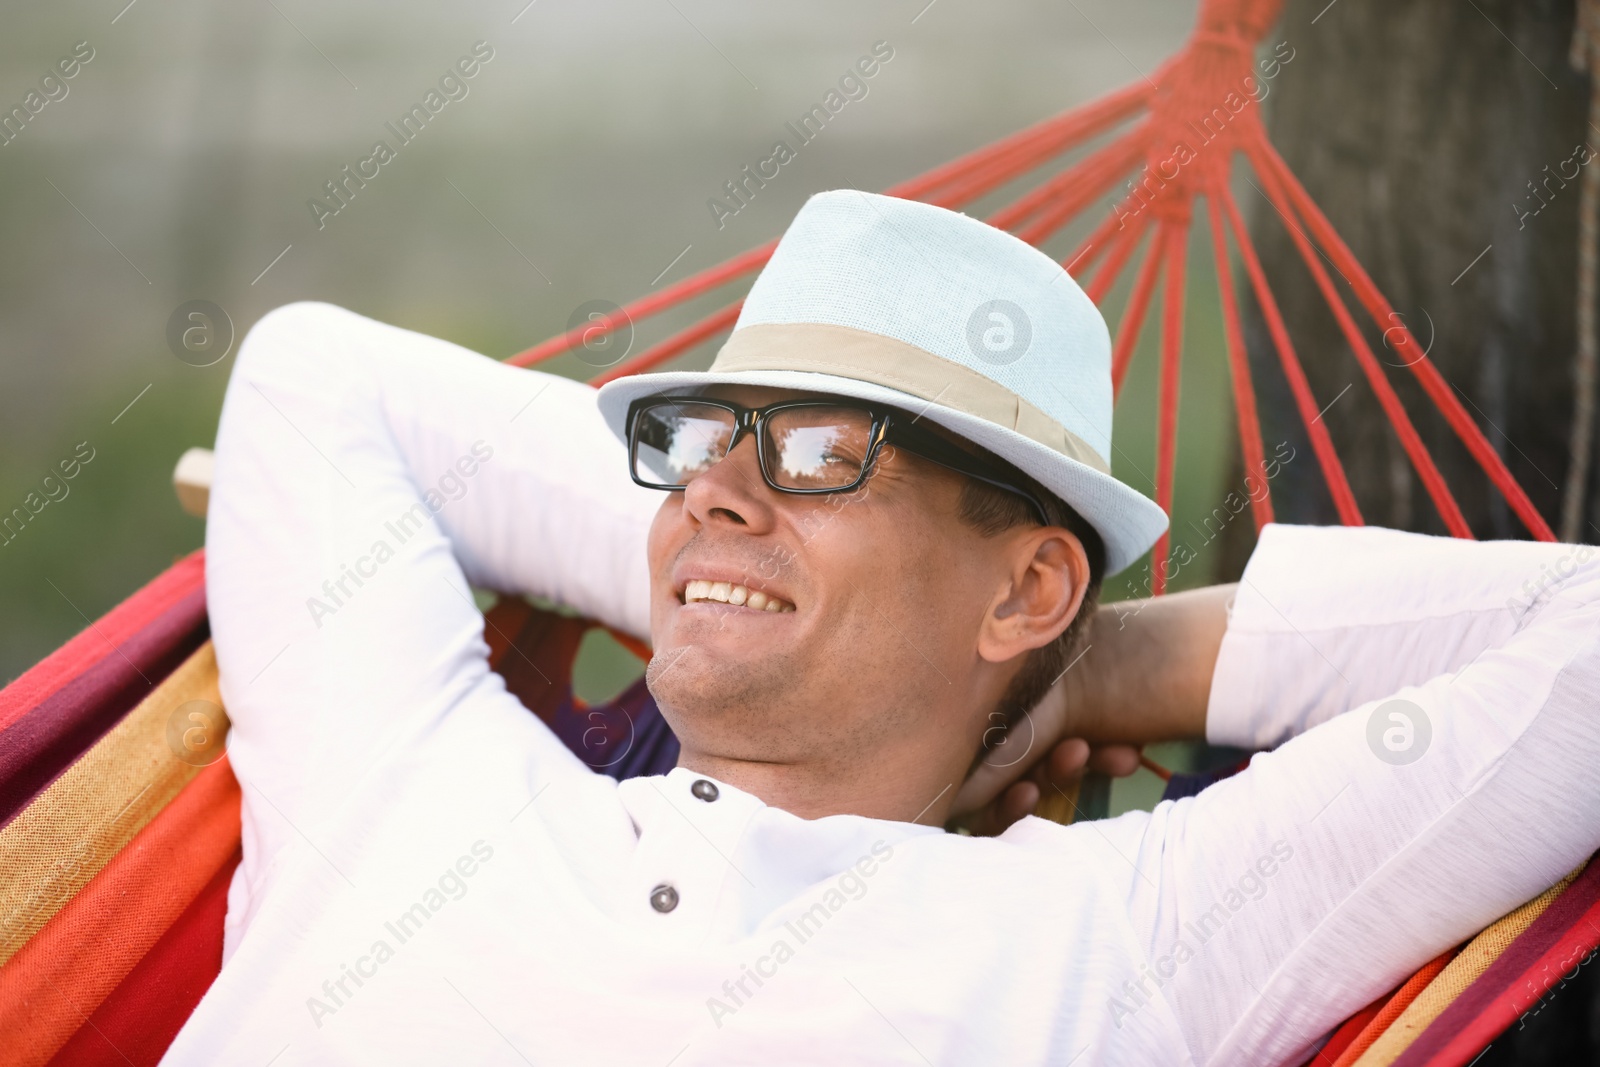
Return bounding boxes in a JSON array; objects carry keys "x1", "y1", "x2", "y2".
[{"x1": 682, "y1": 580, "x2": 793, "y2": 613}]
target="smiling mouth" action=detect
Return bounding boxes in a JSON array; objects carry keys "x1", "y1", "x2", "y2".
[{"x1": 681, "y1": 580, "x2": 795, "y2": 613}]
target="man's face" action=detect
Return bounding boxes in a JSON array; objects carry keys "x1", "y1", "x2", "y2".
[{"x1": 644, "y1": 385, "x2": 1031, "y2": 776}]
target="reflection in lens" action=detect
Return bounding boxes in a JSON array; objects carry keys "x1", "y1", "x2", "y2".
[
  {"x1": 767, "y1": 408, "x2": 871, "y2": 489},
  {"x1": 665, "y1": 417, "x2": 730, "y2": 479},
  {"x1": 634, "y1": 403, "x2": 733, "y2": 486}
]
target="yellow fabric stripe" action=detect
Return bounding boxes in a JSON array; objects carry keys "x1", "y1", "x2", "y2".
[
  {"x1": 1034, "y1": 778, "x2": 1084, "y2": 826},
  {"x1": 0, "y1": 642, "x2": 228, "y2": 965},
  {"x1": 1352, "y1": 867, "x2": 1581, "y2": 1067}
]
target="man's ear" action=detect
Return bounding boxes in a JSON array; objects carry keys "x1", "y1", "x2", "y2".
[{"x1": 975, "y1": 528, "x2": 1091, "y2": 664}]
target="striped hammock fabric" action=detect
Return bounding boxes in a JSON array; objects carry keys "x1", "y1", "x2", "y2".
[{"x1": 0, "y1": 550, "x2": 1594, "y2": 1066}]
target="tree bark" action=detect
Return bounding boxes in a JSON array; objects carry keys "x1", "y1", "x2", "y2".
[{"x1": 1231, "y1": 0, "x2": 1590, "y2": 565}]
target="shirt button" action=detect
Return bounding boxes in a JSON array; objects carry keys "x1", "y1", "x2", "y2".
[
  {"x1": 691, "y1": 779, "x2": 720, "y2": 802},
  {"x1": 650, "y1": 884, "x2": 679, "y2": 913}
]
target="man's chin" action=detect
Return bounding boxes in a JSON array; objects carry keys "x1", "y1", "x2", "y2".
[
  {"x1": 645, "y1": 644, "x2": 791, "y2": 723},
  {"x1": 646, "y1": 642, "x2": 740, "y2": 693}
]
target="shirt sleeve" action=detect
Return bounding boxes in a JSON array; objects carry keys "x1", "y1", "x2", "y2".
[
  {"x1": 1104, "y1": 523, "x2": 1600, "y2": 1066},
  {"x1": 205, "y1": 301, "x2": 658, "y2": 887}
]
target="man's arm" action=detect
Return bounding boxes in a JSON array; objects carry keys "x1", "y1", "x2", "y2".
[
  {"x1": 1095, "y1": 524, "x2": 1600, "y2": 1065},
  {"x1": 207, "y1": 302, "x2": 658, "y2": 886},
  {"x1": 1055, "y1": 582, "x2": 1232, "y2": 745}
]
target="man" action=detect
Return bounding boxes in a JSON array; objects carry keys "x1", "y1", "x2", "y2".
[{"x1": 174, "y1": 190, "x2": 1600, "y2": 1065}]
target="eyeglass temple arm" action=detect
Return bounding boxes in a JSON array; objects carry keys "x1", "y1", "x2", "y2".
[{"x1": 882, "y1": 420, "x2": 1051, "y2": 526}]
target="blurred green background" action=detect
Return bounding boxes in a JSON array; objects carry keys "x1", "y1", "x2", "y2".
[{"x1": 2, "y1": 0, "x2": 1262, "y2": 812}]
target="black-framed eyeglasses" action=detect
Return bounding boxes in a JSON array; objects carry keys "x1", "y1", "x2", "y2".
[{"x1": 625, "y1": 395, "x2": 1049, "y2": 525}]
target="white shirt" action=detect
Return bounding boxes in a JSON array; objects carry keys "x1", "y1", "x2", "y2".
[{"x1": 172, "y1": 301, "x2": 1600, "y2": 1066}]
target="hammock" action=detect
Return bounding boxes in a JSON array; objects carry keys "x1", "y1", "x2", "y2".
[
  {"x1": 2, "y1": 552, "x2": 1596, "y2": 1066},
  {"x1": 1, "y1": 0, "x2": 1587, "y2": 1061}
]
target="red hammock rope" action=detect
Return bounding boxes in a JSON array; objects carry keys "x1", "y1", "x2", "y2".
[
  {"x1": 1207, "y1": 192, "x2": 1273, "y2": 532},
  {"x1": 1080, "y1": 206, "x2": 1150, "y2": 302},
  {"x1": 1220, "y1": 184, "x2": 1364, "y2": 526},
  {"x1": 507, "y1": 0, "x2": 1559, "y2": 589}
]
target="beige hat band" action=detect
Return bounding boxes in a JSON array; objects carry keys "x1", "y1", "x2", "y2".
[{"x1": 710, "y1": 322, "x2": 1110, "y2": 476}]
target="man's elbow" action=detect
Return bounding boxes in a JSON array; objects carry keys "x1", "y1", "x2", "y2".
[{"x1": 232, "y1": 301, "x2": 357, "y2": 387}]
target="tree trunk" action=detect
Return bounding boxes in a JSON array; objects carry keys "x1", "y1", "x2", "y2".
[{"x1": 1231, "y1": 0, "x2": 1590, "y2": 564}]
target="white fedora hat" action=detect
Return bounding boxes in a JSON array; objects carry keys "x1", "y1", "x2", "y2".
[{"x1": 595, "y1": 188, "x2": 1168, "y2": 575}]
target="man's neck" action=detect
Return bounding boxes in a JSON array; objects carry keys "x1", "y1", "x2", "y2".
[{"x1": 674, "y1": 749, "x2": 963, "y2": 826}]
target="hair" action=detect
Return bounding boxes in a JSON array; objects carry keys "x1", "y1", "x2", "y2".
[{"x1": 955, "y1": 471, "x2": 1105, "y2": 732}]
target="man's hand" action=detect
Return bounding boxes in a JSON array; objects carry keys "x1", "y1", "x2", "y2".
[
  {"x1": 949, "y1": 584, "x2": 1236, "y2": 835},
  {"x1": 950, "y1": 658, "x2": 1141, "y2": 835}
]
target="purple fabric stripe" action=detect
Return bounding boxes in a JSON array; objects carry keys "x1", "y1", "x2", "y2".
[
  {"x1": 0, "y1": 587, "x2": 209, "y2": 829},
  {"x1": 1160, "y1": 758, "x2": 1250, "y2": 803},
  {"x1": 546, "y1": 679, "x2": 679, "y2": 780},
  {"x1": 1390, "y1": 852, "x2": 1600, "y2": 1067},
  {"x1": 1159, "y1": 771, "x2": 1217, "y2": 802}
]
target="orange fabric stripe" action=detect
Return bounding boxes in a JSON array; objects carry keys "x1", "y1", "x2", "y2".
[
  {"x1": 1313, "y1": 997, "x2": 1386, "y2": 1066},
  {"x1": 0, "y1": 758, "x2": 241, "y2": 1067},
  {"x1": 1330, "y1": 948, "x2": 1456, "y2": 1067}
]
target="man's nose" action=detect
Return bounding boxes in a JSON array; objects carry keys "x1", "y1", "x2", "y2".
[{"x1": 682, "y1": 435, "x2": 778, "y2": 532}]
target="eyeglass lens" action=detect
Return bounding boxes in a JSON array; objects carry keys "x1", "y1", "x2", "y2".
[{"x1": 632, "y1": 401, "x2": 876, "y2": 491}]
